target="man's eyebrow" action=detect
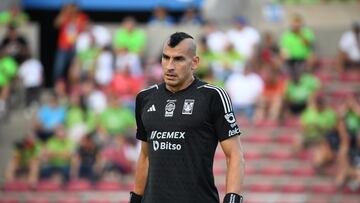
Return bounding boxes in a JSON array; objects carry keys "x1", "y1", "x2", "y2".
[{"x1": 162, "y1": 53, "x2": 170, "y2": 58}]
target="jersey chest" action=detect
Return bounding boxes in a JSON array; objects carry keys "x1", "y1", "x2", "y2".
[{"x1": 141, "y1": 91, "x2": 210, "y2": 131}]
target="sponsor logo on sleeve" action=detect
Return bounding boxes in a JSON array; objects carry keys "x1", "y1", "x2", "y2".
[
  {"x1": 228, "y1": 127, "x2": 240, "y2": 136},
  {"x1": 224, "y1": 112, "x2": 236, "y2": 124}
]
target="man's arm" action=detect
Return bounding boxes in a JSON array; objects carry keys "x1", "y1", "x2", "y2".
[
  {"x1": 220, "y1": 136, "x2": 245, "y2": 194},
  {"x1": 133, "y1": 141, "x2": 149, "y2": 195}
]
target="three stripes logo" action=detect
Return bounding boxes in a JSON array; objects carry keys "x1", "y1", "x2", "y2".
[{"x1": 147, "y1": 104, "x2": 156, "y2": 112}]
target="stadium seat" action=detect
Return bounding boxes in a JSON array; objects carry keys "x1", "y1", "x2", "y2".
[
  {"x1": 267, "y1": 150, "x2": 293, "y2": 160},
  {"x1": 280, "y1": 183, "x2": 306, "y2": 193},
  {"x1": 306, "y1": 200, "x2": 329, "y2": 203},
  {"x1": 94, "y1": 180, "x2": 122, "y2": 191},
  {"x1": 65, "y1": 179, "x2": 92, "y2": 191},
  {"x1": 213, "y1": 166, "x2": 225, "y2": 175},
  {"x1": 248, "y1": 182, "x2": 275, "y2": 192},
  {"x1": 275, "y1": 134, "x2": 297, "y2": 144},
  {"x1": 297, "y1": 150, "x2": 312, "y2": 161},
  {"x1": 35, "y1": 180, "x2": 62, "y2": 192},
  {"x1": 339, "y1": 71, "x2": 360, "y2": 82},
  {"x1": 244, "y1": 150, "x2": 262, "y2": 160},
  {"x1": 310, "y1": 183, "x2": 337, "y2": 194},
  {"x1": 259, "y1": 165, "x2": 286, "y2": 176},
  {"x1": 26, "y1": 199, "x2": 51, "y2": 203},
  {"x1": 245, "y1": 165, "x2": 256, "y2": 175},
  {"x1": 243, "y1": 134, "x2": 272, "y2": 144},
  {"x1": 2, "y1": 181, "x2": 31, "y2": 191},
  {"x1": 283, "y1": 117, "x2": 301, "y2": 128},
  {"x1": 0, "y1": 200, "x2": 19, "y2": 203},
  {"x1": 255, "y1": 120, "x2": 278, "y2": 128},
  {"x1": 57, "y1": 199, "x2": 82, "y2": 203},
  {"x1": 88, "y1": 200, "x2": 111, "y2": 203},
  {"x1": 290, "y1": 166, "x2": 315, "y2": 177}
]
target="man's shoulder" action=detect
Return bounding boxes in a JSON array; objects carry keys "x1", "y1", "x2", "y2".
[
  {"x1": 136, "y1": 83, "x2": 161, "y2": 99},
  {"x1": 196, "y1": 81, "x2": 228, "y2": 97}
]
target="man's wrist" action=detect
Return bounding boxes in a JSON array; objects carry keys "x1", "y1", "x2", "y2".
[
  {"x1": 223, "y1": 193, "x2": 243, "y2": 203},
  {"x1": 129, "y1": 191, "x2": 143, "y2": 203}
]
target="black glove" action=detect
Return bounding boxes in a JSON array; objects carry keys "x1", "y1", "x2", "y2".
[
  {"x1": 129, "y1": 191, "x2": 142, "y2": 203},
  {"x1": 223, "y1": 193, "x2": 243, "y2": 203}
]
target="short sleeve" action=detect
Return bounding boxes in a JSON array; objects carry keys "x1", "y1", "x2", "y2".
[
  {"x1": 135, "y1": 93, "x2": 147, "y2": 141},
  {"x1": 210, "y1": 86, "x2": 241, "y2": 141}
]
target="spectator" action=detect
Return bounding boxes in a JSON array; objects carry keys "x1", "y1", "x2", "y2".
[
  {"x1": 53, "y1": 3, "x2": 88, "y2": 82},
  {"x1": 101, "y1": 135, "x2": 136, "y2": 178},
  {"x1": 0, "y1": 51, "x2": 17, "y2": 116},
  {"x1": 225, "y1": 63, "x2": 264, "y2": 123},
  {"x1": 97, "y1": 95, "x2": 136, "y2": 139},
  {"x1": 195, "y1": 36, "x2": 218, "y2": 79},
  {"x1": 227, "y1": 16, "x2": 261, "y2": 63},
  {"x1": 285, "y1": 71, "x2": 320, "y2": 115},
  {"x1": 336, "y1": 20, "x2": 360, "y2": 73},
  {"x1": 69, "y1": 34, "x2": 100, "y2": 84},
  {"x1": 330, "y1": 94, "x2": 360, "y2": 187},
  {"x1": 203, "y1": 21, "x2": 228, "y2": 54},
  {"x1": 212, "y1": 42, "x2": 244, "y2": 81},
  {"x1": 5, "y1": 132, "x2": 41, "y2": 185},
  {"x1": 76, "y1": 21, "x2": 111, "y2": 54},
  {"x1": 33, "y1": 93, "x2": 66, "y2": 143},
  {"x1": 115, "y1": 48, "x2": 143, "y2": 77},
  {"x1": 71, "y1": 134, "x2": 101, "y2": 182},
  {"x1": 113, "y1": 17, "x2": 146, "y2": 56},
  {"x1": 280, "y1": 14, "x2": 316, "y2": 78},
  {"x1": 40, "y1": 125, "x2": 75, "y2": 182},
  {"x1": 94, "y1": 46, "x2": 114, "y2": 87},
  {"x1": 65, "y1": 93, "x2": 96, "y2": 143},
  {"x1": 258, "y1": 31, "x2": 282, "y2": 70},
  {"x1": 17, "y1": 48, "x2": 43, "y2": 108},
  {"x1": 296, "y1": 95, "x2": 337, "y2": 154},
  {"x1": 54, "y1": 79, "x2": 69, "y2": 106},
  {"x1": 81, "y1": 79, "x2": 107, "y2": 114},
  {"x1": 179, "y1": 7, "x2": 203, "y2": 26},
  {"x1": 255, "y1": 68, "x2": 286, "y2": 122},
  {"x1": 0, "y1": 4, "x2": 29, "y2": 27},
  {"x1": 0, "y1": 25, "x2": 29, "y2": 64},
  {"x1": 148, "y1": 6, "x2": 175, "y2": 26}
]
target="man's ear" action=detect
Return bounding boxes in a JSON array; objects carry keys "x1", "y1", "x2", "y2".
[{"x1": 192, "y1": 56, "x2": 200, "y2": 70}]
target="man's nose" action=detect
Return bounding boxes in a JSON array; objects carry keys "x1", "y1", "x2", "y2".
[{"x1": 166, "y1": 59, "x2": 175, "y2": 70}]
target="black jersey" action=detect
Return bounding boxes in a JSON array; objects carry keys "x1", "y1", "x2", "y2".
[{"x1": 135, "y1": 78, "x2": 241, "y2": 203}]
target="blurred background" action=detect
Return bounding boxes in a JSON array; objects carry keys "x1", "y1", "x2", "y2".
[{"x1": 0, "y1": 0, "x2": 360, "y2": 202}]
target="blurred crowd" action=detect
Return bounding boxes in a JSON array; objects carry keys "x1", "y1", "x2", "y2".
[{"x1": 0, "y1": 2, "x2": 359, "y2": 192}]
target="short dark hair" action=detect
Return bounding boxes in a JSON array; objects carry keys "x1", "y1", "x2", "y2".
[{"x1": 168, "y1": 32, "x2": 194, "y2": 47}]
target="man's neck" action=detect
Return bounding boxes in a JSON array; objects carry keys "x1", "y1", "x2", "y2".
[{"x1": 166, "y1": 76, "x2": 195, "y2": 93}]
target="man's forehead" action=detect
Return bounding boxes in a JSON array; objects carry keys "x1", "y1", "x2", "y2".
[{"x1": 163, "y1": 38, "x2": 194, "y2": 54}]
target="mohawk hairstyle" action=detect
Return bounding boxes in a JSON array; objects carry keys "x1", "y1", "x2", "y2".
[{"x1": 168, "y1": 32, "x2": 194, "y2": 47}]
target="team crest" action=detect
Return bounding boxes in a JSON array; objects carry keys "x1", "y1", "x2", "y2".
[
  {"x1": 182, "y1": 99, "x2": 195, "y2": 115},
  {"x1": 165, "y1": 100, "x2": 176, "y2": 117}
]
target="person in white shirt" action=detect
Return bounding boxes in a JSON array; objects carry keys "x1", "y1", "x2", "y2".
[
  {"x1": 337, "y1": 21, "x2": 360, "y2": 73},
  {"x1": 81, "y1": 79, "x2": 107, "y2": 114},
  {"x1": 227, "y1": 16, "x2": 260, "y2": 61},
  {"x1": 203, "y1": 20, "x2": 228, "y2": 54},
  {"x1": 18, "y1": 51, "x2": 43, "y2": 107},
  {"x1": 225, "y1": 63, "x2": 264, "y2": 123},
  {"x1": 95, "y1": 46, "x2": 114, "y2": 86}
]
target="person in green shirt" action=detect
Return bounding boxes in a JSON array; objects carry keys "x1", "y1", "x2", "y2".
[
  {"x1": 0, "y1": 53, "x2": 17, "y2": 116},
  {"x1": 280, "y1": 14, "x2": 316, "y2": 78},
  {"x1": 0, "y1": 5, "x2": 29, "y2": 27},
  {"x1": 285, "y1": 71, "x2": 320, "y2": 115},
  {"x1": 5, "y1": 133, "x2": 41, "y2": 185},
  {"x1": 40, "y1": 125, "x2": 75, "y2": 182},
  {"x1": 65, "y1": 93, "x2": 96, "y2": 143},
  {"x1": 113, "y1": 17, "x2": 146, "y2": 56},
  {"x1": 98, "y1": 95, "x2": 136, "y2": 138}
]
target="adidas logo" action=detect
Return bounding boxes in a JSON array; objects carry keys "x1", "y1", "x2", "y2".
[{"x1": 147, "y1": 104, "x2": 156, "y2": 112}]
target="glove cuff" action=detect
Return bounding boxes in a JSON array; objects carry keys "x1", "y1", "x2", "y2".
[
  {"x1": 129, "y1": 191, "x2": 142, "y2": 203},
  {"x1": 223, "y1": 193, "x2": 243, "y2": 203}
]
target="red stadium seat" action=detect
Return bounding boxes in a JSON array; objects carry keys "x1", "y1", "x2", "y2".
[
  {"x1": 275, "y1": 134, "x2": 297, "y2": 144},
  {"x1": 255, "y1": 120, "x2": 278, "y2": 128},
  {"x1": 290, "y1": 167, "x2": 315, "y2": 177},
  {"x1": 244, "y1": 150, "x2": 262, "y2": 160},
  {"x1": 95, "y1": 181, "x2": 122, "y2": 191},
  {"x1": 213, "y1": 166, "x2": 225, "y2": 175},
  {"x1": 339, "y1": 71, "x2": 360, "y2": 82},
  {"x1": 57, "y1": 199, "x2": 81, "y2": 203},
  {"x1": 3, "y1": 181, "x2": 31, "y2": 191},
  {"x1": 88, "y1": 200, "x2": 111, "y2": 203},
  {"x1": 306, "y1": 200, "x2": 329, "y2": 203},
  {"x1": 283, "y1": 117, "x2": 301, "y2": 128},
  {"x1": 35, "y1": 180, "x2": 62, "y2": 191},
  {"x1": 65, "y1": 179, "x2": 92, "y2": 191},
  {"x1": 245, "y1": 165, "x2": 256, "y2": 175},
  {"x1": 267, "y1": 150, "x2": 293, "y2": 160},
  {"x1": 248, "y1": 183, "x2": 274, "y2": 192},
  {"x1": 297, "y1": 150, "x2": 312, "y2": 161},
  {"x1": 311, "y1": 183, "x2": 337, "y2": 194},
  {"x1": 0, "y1": 199, "x2": 19, "y2": 203},
  {"x1": 243, "y1": 135, "x2": 272, "y2": 144},
  {"x1": 26, "y1": 199, "x2": 51, "y2": 203},
  {"x1": 259, "y1": 165, "x2": 286, "y2": 176},
  {"x1": 280, "y1": 183, "x2": 306, "y2": 193}
]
